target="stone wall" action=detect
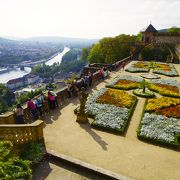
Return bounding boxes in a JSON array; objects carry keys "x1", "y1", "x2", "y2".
[{"x1": 155, "y1": 35, "x2": 180, "y2": 44}]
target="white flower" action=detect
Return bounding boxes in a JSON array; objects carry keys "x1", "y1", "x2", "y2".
[
  {"x1": 85, "y1": 88, "x2": 131, "y2": 131},
  {"x1": 140, "y1": 113, "x2": 180, "y2": 143}
]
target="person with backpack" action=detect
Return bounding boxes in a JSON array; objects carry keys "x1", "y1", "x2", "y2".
[{"x1": 35, "y1": 98, "x2": 43, "y2": 117}]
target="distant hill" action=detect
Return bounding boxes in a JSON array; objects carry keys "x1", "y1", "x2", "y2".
[
  {"x1": 0, "y1": 36, "x2": 98, "y2": 48},
  {"x1": 159, "y1": 27, "x2": 180, "y2": 33},
  {"x1": 24, "y1": 36, "x2": 98, "y2": 47},
  {"x1": 0, "y1": 37, "x2": 17, "y2": 45},
  {"x1": 158, "y1": 29, "x2": 168, "y2": 32}
]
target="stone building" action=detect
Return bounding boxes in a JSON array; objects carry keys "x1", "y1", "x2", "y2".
[{"x1": 142, "y1": 24, "x2": 180, "y2": 44}]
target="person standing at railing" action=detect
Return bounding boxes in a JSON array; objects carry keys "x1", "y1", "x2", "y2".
[
  {"x1": 67, "y1": 82, "x2": 73, "y2": 98},
  {"x1": 14, "y1": 104, "x2": 24, "y2": 124},
  {"x1": 122, "y1": 61, "x2": 126, "y2": 70},
  {"x1": 35, "y1": 98, "x2": 43, "y2": 117},
  {"x1": 39, "y1": 93, "x2": 50, "y2": 114},
  {"x1": 27, "y1": 98, "x2": 39, "y2": 120},
  {"x1": 88, "y1": 71, "x2": 93, "y2": 86},
  {"x1": 48, "y1": 91, "x2": 56, "y2": 109},
  {"x1": 50, "y1": 90, "x2": 59, "y2": 108}
]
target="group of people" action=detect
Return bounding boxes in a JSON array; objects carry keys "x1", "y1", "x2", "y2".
[
  {"x1": 67, "y1": 71, "x2": 93, "y2": 98},
  {"x1": 98, "y1": 67, "x2": 109, "y2": 80},
  {"x1": 14, "y1": 91, "x2": 59, "y2": 124},
  {"x1": 14, "y1": 63, "x2": 125, "y2": 124}
]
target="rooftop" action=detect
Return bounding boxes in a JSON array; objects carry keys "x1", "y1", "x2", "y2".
[{"x1": 144, "y1": 24, "x2": 158, "y2": 33}]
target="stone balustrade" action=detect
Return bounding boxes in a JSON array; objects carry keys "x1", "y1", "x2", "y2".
[
  {"x1": 0, "y1": 120, "x2": 44, "y2": 144},
  {"x1": 0, "y1": 112, "x2": 15, "y2": 124}
]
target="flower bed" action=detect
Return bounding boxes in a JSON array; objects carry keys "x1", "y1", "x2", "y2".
[
  {"x1": 85, "y1": 88, "x2": 137, "y2": 133},
  {"x1": 153, "y1": 63, "x2": 179, "y2": 77},
  {"x1": 125, "y1": 61, "x2": 179, "y2": 76},
  {"x1": 149, "y1": 79, "x2": 180, "y2": 98},
  {"x1": 106, "y1": 75, "x2": 143, "y2": 90},
  {"x1": 125, "y1": 61, "x2": 150, "y2": 73},
  {"x1": 138, "y1": 98, "x2": 180, "y2": 146}
]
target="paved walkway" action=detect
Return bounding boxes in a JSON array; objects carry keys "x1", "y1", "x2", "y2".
[{"x1": 43, "y1": 64, "x2": 180, "y2": 180}]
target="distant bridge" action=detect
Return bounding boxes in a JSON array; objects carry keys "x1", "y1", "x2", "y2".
[{"x1": 0, "y1": 58, "x2": 48, "y2": 70}]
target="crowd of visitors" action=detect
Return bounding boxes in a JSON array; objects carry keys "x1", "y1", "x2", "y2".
[{"x1": 14, "y1": 66, "x2": 111, "y2": 124}]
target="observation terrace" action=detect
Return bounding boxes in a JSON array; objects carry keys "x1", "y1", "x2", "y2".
[{"x1": 1, "y1": 58, "x2": 180, "y2": 180}]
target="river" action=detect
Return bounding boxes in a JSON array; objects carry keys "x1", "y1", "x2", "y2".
[{"x1": 0, "y1": 47, "x2": 70, "y2": 84}]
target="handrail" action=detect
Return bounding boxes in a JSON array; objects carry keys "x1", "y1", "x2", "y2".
[{"x1": 0, "y1": 120, "x2": 44, "y2": 144}]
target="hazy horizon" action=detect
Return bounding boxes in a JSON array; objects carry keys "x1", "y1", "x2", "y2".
[{"x1": 0, "y1": 0, "x2": 180, "y2": 39}]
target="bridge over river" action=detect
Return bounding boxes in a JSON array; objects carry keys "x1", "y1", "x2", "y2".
[{"x1": 1, "y1": 59, "x2": 49, "y2": 70}]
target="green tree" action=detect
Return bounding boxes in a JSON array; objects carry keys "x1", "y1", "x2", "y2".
[
  {"x1": 168, "y1": 27, "x2": 180, "y2": 33},
  {"x1": 81, "y1": 47, "x2": 90, "y2": 61},
  {"x1": 88, "y1": 34, "x2": 139, "y2": 64},
  {"x1": 88, "y1": 43, "x2": 104, "y2": 63}
]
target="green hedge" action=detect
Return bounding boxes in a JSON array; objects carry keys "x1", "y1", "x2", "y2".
[
  {"x1": 106, "y1": 85, "x2": 138, "y2": 90},
  {"x1": 133, "y1": 89, "x2": 155, "y2": 98}
]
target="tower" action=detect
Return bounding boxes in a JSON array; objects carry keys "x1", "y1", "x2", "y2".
[{"x1": 142, "y1": 24, "x2": 158, "y2": 44}]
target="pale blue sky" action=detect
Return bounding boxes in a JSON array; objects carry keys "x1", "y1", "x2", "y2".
[{"x1": 0, "y1": 0, "x2": 179, "y2": 38}]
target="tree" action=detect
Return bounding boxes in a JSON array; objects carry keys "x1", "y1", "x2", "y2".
[
  {"x1": 168, "y1": 27, "x2": 180, "y2": 33},
  {"x1": 81, "y1": 47, "x2": 90, "y2": 62},
  {"x1": 87, "y1": 34, "x2": 139, "y2": 64},
  {"x1": 88, "y1": 43, "x2": 104, "y2": 63}
]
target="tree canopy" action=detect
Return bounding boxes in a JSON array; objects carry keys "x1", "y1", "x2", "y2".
[
  {"x1": 168, "y1": 27, "x2": 180, "y2": 33},
  {"x1": 84, "y1": 34, "x2": 140, "y2": 64}
]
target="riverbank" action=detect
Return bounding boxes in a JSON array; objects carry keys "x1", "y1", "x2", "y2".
[{"x1": 0, "y1": 47, "x2": 70, "y2": 84}]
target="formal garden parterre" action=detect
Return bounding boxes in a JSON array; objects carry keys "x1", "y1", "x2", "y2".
[
  {"x1": 126, "y1": 61, "x2": 179, "y2": 77},
  {"x1": 74, "y1": 61, "x2": 180, "y2": 148}
]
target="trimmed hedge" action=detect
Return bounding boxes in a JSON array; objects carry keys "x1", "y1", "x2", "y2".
[{"x1": 133, "y1": 89, "x2": 155, "y2": 98}]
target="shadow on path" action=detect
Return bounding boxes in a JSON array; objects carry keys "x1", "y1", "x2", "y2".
[
  {"x1": 42, "y1": 108, "x2": 61, "y2": 127},
  {"x1": 79, "y1": 123, "x2": 108, "y2": 151}
]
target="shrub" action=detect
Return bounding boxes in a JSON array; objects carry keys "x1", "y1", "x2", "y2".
[{"x1": 0, "y1": 141, "x2": 32, "y2": 179}]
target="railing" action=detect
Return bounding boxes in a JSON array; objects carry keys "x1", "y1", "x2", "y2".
[
  {"x1": 0, "y1": 120, "x2": 44, "y2": 144},
  {"x1": 0, "y1": 112, "x2": 15, "y2": 124}
]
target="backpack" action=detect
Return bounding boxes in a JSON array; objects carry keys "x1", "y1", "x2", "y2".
[{"x1": 36, "y1": 98, "x2": 42, "y2": 108}]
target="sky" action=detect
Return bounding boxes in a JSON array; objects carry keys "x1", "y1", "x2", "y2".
[{"x1": 0, "y1": 0, "x2": 180, "y2": 39}]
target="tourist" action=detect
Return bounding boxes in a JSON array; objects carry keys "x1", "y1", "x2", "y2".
[
  {"x1": 67, "y1": 82, "x2": 73, "y2": 98},
  {"x1": 72, "y1": 80, "x2": 79, "y2": 96},
  {"x1": 40, "y1": 93, "x2": 49, "y2": 114},
  {"x1": 14, "y1": 104, "x2": 24, "y2": 124},
  {"x1": 48, "y1": 91, "x2": 56, "y2": 109},
  {"x1": 103, "y1": 67, "x2": 109, "y2": 78},
  {"x1": 35, "y1": 97, "x2": 43, "y2": 117},
  {"x1": 50, "y1": 90, "x2": 59, "y2": 107},
  {"x1": 88, "y1": 71, "x2": 93, "y2": 86},
  {"x1": 27, "y1": 98, "x2": 38, "y2": 120},
  {"x1": 99, "y1": 68, "x2": 105, "y2": 80},
  {"x1": 122, "y1": 62, "x2": 126, "y2": 70}
]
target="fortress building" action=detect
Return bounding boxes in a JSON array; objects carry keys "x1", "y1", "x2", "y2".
[{"x1": 142, "y1": 24, "x2": 180, "y2": 44}]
